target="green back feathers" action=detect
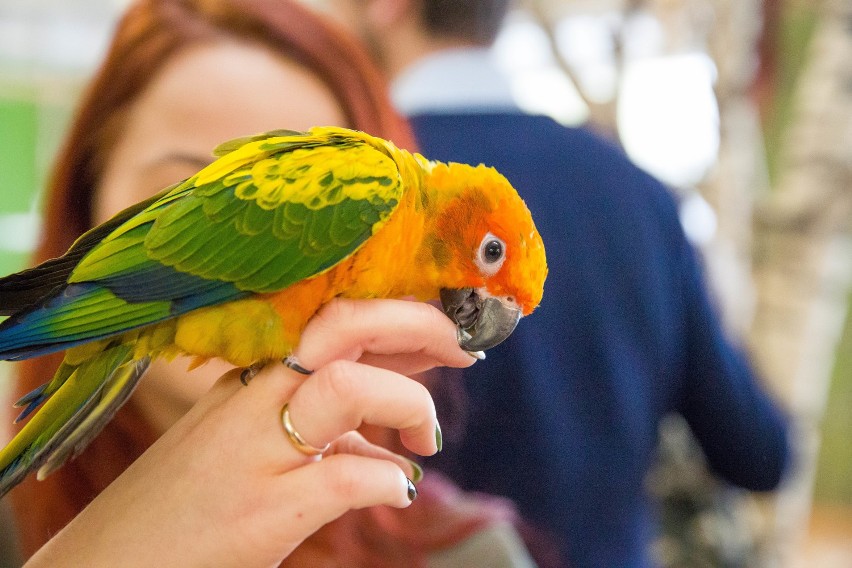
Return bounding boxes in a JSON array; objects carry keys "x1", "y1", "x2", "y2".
[{"x1": 71, "y1": 127, "x2": 407, "y2": 294}]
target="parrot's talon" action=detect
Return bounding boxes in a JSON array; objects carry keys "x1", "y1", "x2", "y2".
[
  {"x1": 240, "y1": 363, "x2": 264, "y2": 386},
  {"x1": 283, "y1": 356, "x2": 313, "y2": 375}
]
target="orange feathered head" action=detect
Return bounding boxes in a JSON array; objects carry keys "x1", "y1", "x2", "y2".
[{"x1": 424, "y1": 162, "x2": 547, "y2": 352}]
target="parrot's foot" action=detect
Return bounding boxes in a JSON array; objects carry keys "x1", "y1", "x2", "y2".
[
  {"x1": 240, "y1": 363, "x2": 265, "y2": 386},
  {"x1": 283, "y1": 355, "x2": 313, "y2": 375}
]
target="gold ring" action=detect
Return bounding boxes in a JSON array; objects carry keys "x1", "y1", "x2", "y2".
[{"x1": 281, "y1": 403, "x2": 330, "y2": 456}]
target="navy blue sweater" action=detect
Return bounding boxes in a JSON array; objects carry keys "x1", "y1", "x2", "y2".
[{"x1": 415, "y1": 113, "x2": 790, "y2": 567}]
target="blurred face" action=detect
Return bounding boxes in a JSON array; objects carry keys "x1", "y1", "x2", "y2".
[
  {"x1": 322, "y1": 0, "x2": 386, "y2": 66},
  {"x1": 93, "y1": 40, "x2": 346, "y2": 434}
]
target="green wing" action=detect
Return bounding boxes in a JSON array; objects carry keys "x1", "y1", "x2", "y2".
[{"x1": 71, "y1": 127, "x2": 406, "y2": 295}]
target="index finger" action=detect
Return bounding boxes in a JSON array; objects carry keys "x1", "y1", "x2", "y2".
[{"x1": 293, "y1": 299, "x2": 476, "y2": 374}]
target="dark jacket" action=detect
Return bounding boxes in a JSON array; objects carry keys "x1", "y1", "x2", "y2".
[{"x1": 416, "y1": 112, "x2": 790, "y2": 568}]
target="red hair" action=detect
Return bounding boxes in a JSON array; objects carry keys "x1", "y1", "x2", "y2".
[{"x1": 6, "y1": 1, "x2": 519, "y2": 565}]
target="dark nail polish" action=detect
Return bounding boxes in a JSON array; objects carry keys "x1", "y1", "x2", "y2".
[
  {"x1": 435, "y1": 422, "x2": 443, "y2": 453},
  {"x1": 407, "y1": 477, "x2": 418, "y2": 501}
]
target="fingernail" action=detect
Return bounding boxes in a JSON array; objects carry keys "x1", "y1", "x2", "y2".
[
  {"x1": 466, "y1": 350, "x2": 486, "y2": 360},
  {"x1": 406, "y1": 477, "x2": 418, "y2": 501},
  {"x1": 404, "y1": 458, "x2": 424, "y2": 484},
  {"x1": 435, "y1": 422, "x2": 443, "y2": 453}
]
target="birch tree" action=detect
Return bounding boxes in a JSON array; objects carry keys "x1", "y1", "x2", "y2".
[{"x1": 748, "y1": 0, "x2": 852, "y2": 562}]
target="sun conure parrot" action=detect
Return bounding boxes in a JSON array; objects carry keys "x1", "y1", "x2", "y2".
[{"x1": 0, "y1": 126, "x2": 546, "y2": 496}]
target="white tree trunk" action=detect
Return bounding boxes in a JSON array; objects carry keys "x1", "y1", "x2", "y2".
[{"x1": 748, "y1": 0, "x2": 852, "y2": 563}]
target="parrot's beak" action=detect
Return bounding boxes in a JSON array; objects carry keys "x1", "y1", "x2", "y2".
[{"x1": 439, "y1": 287, "x2": 521, "y2": 352}]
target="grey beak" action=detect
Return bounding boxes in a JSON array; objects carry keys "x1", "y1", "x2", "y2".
[{"x1": 439, "y1": 288, "x2": 522, "y2": 351}]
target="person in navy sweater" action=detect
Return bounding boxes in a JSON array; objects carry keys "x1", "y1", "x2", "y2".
[{"x1": 329, "y1": 1, "x2": 791, "y2": 566}]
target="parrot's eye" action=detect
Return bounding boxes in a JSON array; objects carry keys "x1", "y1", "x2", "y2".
[
  {"x1": 483, "y1": 240, "x2": 503, "y2": 263},
  {"x1": 476, "y1": 233, "x2": 506, "y2": 276}
]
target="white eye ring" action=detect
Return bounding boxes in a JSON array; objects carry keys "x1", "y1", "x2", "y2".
[{"x1": 475, "y1": 233, "x2": 506, "y2": 276}]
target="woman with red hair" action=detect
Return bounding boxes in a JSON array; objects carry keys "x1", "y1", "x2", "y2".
[{"x1": 4, "y1": 0, "x2": 543, "y2": 566}]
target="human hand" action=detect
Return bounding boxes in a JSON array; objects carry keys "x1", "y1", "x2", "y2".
[{"x1": 26, "y1": 299, "x2": 476, "y2": 568}]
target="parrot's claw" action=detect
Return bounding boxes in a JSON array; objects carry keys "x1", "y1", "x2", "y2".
[
  {"x1": 240, "y1": 363, "x2": 265, "y2": 386},
  {"x1": 283, "y1": 355, "x2": 313, "y2": 375}
]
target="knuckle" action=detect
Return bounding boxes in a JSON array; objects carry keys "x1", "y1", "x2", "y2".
[
  {"x1": 324, "y1": 457, "x2": 365, "y2": 500},
  {"x1": 333, "y1": 431, "x2": 363, "y2": 454},
  {"x1": 319, "y1": 360, "x2": 360, "y2": 406}
]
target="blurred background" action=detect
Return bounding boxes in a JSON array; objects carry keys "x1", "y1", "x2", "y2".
[{"x1": 0, "y1": 0, "x2": 849, "y2": 566}]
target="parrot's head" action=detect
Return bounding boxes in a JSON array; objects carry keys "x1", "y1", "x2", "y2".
[{"x1": 423, "y1": 161, "x2": 547, "y2": 352}]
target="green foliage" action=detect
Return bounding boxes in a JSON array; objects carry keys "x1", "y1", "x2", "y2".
[
  {"x1": 0, "y1": 97, "x2": 38, "y2": 277},
  {"x1": 0, "y1": 98, "x2": 37, "y2": 211}
]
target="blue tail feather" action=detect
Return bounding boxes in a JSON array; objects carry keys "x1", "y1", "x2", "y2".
[{"x1": 0, "y1": 283, "x2": 171, "y2": 361}]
